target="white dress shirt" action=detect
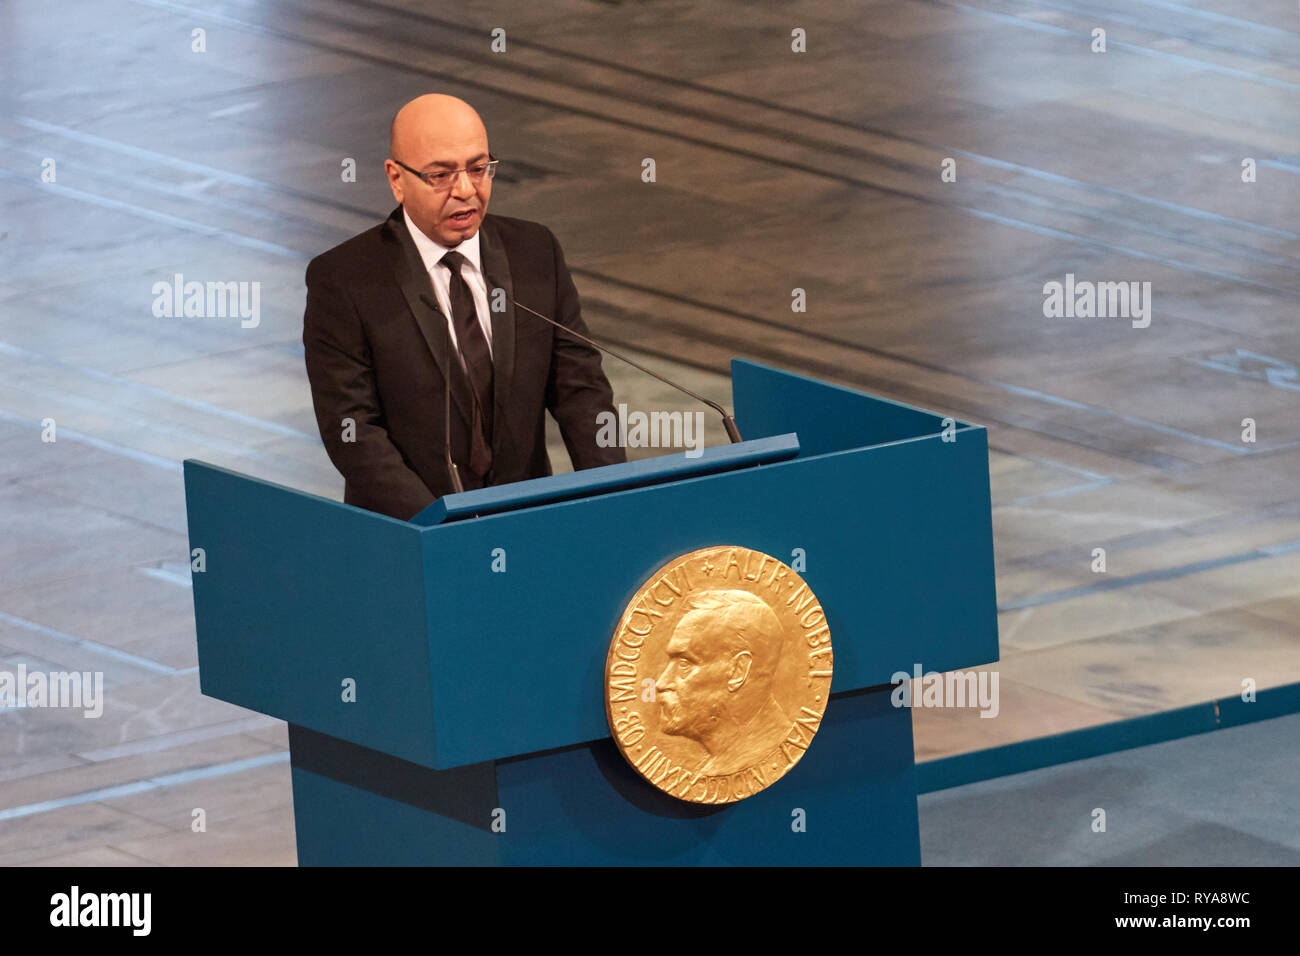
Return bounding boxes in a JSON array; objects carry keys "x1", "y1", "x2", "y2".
[{"x1": 403, "y1": 207, "x2": 494, "y2": 359}]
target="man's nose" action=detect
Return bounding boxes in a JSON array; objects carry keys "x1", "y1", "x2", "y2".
[{"x1": 450, "y1": 170, "x2": 476, "y2": 198}]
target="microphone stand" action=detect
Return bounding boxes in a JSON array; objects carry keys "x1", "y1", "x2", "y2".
[
  {"x1": 511, "y1": 299, "x2": 743, "y2": 444},
  {"x1": 420, "y1": 292, "x2": 465, "y2": 494}
]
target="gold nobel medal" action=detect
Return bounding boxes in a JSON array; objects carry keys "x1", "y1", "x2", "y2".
[{"x1": 604, "y1": 546, "x2": 833, "y2": 804}]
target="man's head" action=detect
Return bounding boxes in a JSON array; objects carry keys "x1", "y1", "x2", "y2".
[
  {"x1": 385, "y1": 94, "x2": 493, "y2": 247},
  {"x1": 655, "y1": 590, "x2": 785, "y2": 743}
]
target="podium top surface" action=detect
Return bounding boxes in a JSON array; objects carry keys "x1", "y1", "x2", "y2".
[{"x1": 413, "y1": 433, "x2": 800, "y2": 525}]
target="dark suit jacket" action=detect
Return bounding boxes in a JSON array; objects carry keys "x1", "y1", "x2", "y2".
[{"x1": 302, "y1": 206, "x2": 625, "y2": 520}]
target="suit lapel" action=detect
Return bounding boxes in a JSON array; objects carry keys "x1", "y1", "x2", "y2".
[
  {"x1": 477, "y1": 214, "x2": 517, "y2": 457},
  {"x1": 381, "y1": 207, "x2": 472, "y2": 434}
]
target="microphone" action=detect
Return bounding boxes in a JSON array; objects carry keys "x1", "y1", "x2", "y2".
[
  {"x1": 510, "y1": 299, "x2": 743, "y2": 444},
  {"x1": 419, "y1": 293, "x2": 464, "y2": 494}
]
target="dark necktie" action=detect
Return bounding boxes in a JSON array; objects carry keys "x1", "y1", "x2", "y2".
[{"x1": 440, "y1": 250, "x2": 494, "y2": 483}]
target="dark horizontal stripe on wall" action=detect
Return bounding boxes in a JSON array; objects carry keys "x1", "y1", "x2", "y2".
[{"x1": 916, "y1": 680, "x2": 1300, "y2": 793}]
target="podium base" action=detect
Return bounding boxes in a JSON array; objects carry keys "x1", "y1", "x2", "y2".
[{"x1": 288, "y1": 687, "x2": 920, "y2": 866}]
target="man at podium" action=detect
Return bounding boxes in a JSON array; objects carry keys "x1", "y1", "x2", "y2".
[{"x1": 303, "y1": 93, "x2": 624, "y2": 520}]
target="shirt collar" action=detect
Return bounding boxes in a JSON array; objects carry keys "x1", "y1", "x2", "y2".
[{"x1": 403, "y1": 206, "x2": 483, "y2": 276}]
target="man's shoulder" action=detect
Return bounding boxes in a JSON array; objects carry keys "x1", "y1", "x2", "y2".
[{"x1": 306, "y1": 218, "x2": 391, "y2": 285}]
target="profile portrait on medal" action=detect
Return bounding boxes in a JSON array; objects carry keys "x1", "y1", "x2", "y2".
[{"x1": 654, "y1": 589, "x2": 794, "y2": 776}]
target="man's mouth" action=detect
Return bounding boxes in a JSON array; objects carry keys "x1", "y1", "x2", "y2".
[{"x1": 448, "y1": 208, "x2": 477, "y2": 226}]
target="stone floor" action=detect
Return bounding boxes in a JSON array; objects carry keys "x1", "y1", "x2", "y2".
[{"x1": 919, "y1": 712, "x2": 1300, "y2": 865}]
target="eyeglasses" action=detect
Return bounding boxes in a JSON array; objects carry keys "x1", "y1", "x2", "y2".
[{"x1": 392, "y1": 156, "x2": 499, "y2": 191}]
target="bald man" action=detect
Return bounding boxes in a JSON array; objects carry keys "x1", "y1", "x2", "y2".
[{"x1": 302, "y1": 94, "x2": 625, "y2": 520}]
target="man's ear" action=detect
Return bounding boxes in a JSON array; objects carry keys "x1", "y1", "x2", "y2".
[
  {"x1": 384, "y1": 160, "x2": 405, "y2": 204},
  {"x1": 727, "y1": 651, "x2": 753, "y2": 692}
]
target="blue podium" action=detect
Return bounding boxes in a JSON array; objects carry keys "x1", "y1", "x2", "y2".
[{"x1": 184, "y1": 360, "x2": 999, "y2": 865}]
